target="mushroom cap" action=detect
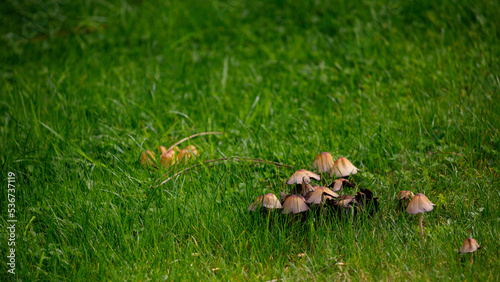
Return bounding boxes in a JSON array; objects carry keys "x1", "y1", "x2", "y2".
[
  {"x1": 328, "y1": 178, "x2": 355, "y2": 192},
  {"x1": 287, "y1": 169, "x2": 321, "y2": 185},
  {"x1": 397, "y1": 190, "x2": 414, "y2": 200},
  {"x1": 305, "y1": 186, "x2": 339, "y2": 204},
  {"x1": 262, "y1": 193, "x2": 282, "y2": 209},
  {"x1": 282, "y1": 195, "x2": 309, "y2": 214},
  {"x1": 406, "y1": 193, "x2": 435, "y2": 214},
  {"x1": 312, "y1": 152, "x2": 335, "y2": 174},
  {"x1": 248, "y1": 196, "x2": 264, "y2": 211},
  {"x1": 331, "y1": 157, "x2": 359, "y2": 178},
  {"x1": 185, "y1": 145, "x2": 199, "y2": 156},
  {"x1": 460, "y1": 238, "x2": 480, "y2": 253},
  {"x1": 248, "y1": 193, "x2": 282, "y2": 211},
  {"x1": 160, "y1": 149, "x2": 176, "y2": 168}
]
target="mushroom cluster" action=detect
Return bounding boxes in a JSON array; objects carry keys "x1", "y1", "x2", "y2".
[
  {"x1": 248, "y1": 153, "x2": 378, "y2": 220},
  {"x1": 141, "y1": 145, "x2": 199, "y2": 169}
]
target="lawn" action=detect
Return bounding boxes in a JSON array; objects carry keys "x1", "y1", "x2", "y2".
[{"x1": 1, "y1": 0, "x2": 499, "y2": 280}]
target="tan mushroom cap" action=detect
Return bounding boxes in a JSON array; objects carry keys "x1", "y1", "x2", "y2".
[
  {"x1": 305, "y1": 186, "x2": 339, "y2": 204},
  {"x1": 262, "y1": 193, "x2": 282, "y2": 209},
  {"x1": 177, "y1": 145, "x2": 199, "y2": 162},
  {"x1": 312, "y1": 152, "x2": 335, "y2": 173},
  {"x1": 248, "y1": 193, "x2": 282, "y2": 211},
  {"x1": 287, "y1": 169, "x2": 321, "y2": 185},
  {"x1": 331, "y1": 157, "x2": 359, "y2": 178},
  {"x1": 397, "y1": 190, "x2": 415, "y2": 200},
  {"x1": 160, "y1": 149, "x2": 176, "y2": 168},
  {"x1": 185, "y1": 145, "x2": 199, "y2": 155},
  {"x1": 460, "y1": 238, "x2": 481, "y2": 253},
  {"x1": 282, "y1": 195, "x2": 309, "y2": 214},
  {"x1": 328, "y1": 178, "x2": 354, "y2": 192},
  {"x1": 406, "y1": 193, "x2": 435, "y2": 214}
]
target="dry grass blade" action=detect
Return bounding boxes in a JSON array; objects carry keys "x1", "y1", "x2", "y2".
[
  {"x1": 166, "y1": 132, "x2": 223, "y2": 152},
  {"x1": 153, "y1": 157, "x2": 292, "y2": 188}
]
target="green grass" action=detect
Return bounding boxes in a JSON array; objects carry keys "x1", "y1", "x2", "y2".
[{"x1": 1, "y1": 0, "x2": 500, "y2": 280}]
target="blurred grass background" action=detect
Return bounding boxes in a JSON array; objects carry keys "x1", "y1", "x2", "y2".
[{"x1": 1, "y1": 0, "x2": 499, "y2": 280}]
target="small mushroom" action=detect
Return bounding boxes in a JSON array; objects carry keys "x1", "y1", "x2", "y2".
[
  {"x1": 327, "y1": 178, "x2": 355, "y2": 192},
  {"x1": 140, "y1": 150, "x2": 157, "y2": 168},
  {"x1": 312, "y1": 152, "x2": 335, "y2": 174},
  {"x1": 406, "y1": 193, "x2": 435, "y2": 239},
  {"x1": 160, "y1": 149, "x2": 176, "y2": 168},
  {"x1": 282, "y1": 195, "x2": 309, "y2": 214},
  {"x1": 177, "y1": 145, "x2": 199, "y2": 162},
  {"x1": 248, "y1": 193, "x2": 282, "y2": 212},
  {"x1": 262, "y1": 193, "x2": 282, "y2": 210},
  {"x1": 331, "y1": 157, "x2": 359, "y2": 178},
  {"x1": 185, "y1": 145, "x2": 199, "y2": 156},
  {"x1": 287, "y1": 169, "x2": 321, "y2": 196},
  {"x1": 305, "y1": 186, "x2": 339, "y2": 204},
  {"x1": 459, "y1": 237, "x2": 481, "y2": 264}
]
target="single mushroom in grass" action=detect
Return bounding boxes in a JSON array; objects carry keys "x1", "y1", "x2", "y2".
[
  {"x1": 248, "y1": 193, "x2": 282, "y2": 212},
  {"x1": 396, "y1": 190, "x2": 414, "y2": 211},
  {"x1": 312, "y1": 152, "x2": 335, "y2": 175},
  {"x1": 327, "y1": 178, "x2": 355, "y2": 192},
  {"x1": 282, "y1": 195, "x2": 309, "y2": 214},
  {"x1": 286, "y1": 169, "x2": 321, "y2": 196},
  {"x1": 406, "y1": 193, "x2": 435, "y2": 239},
  {"x1": 331, "y1": 157, "x2": 359, "y2": 178},
  {"x1": 459, "y1": 237, "x2": 481, "y2": 264}
]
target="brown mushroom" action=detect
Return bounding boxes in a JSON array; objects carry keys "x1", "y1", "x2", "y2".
[
  {"x1": 305, "y1": 186, "x2": 339, "y2": 204},
  {"x1": 177, "y1": 145, "x2": 199, "y2": 162},
  {"x1": 282, "y1": 195, "x2": 309, "y2": 214},
  {"x1": 160, "y1": 149, "x2": 176, "y2": 168},
  {"x1": 406, "y1": 193, "x2": 435, "y2": 239},
  {"x1": 327, "y1": 178, "x2": 355, "y2": 192},
  {"x1": 312, "y1": 152, "x2": 335, "y2": 174},
  {"x1": 248, "y1": 193, "x2": 282, "y2": 211},
  {"x1": 287, "y1": 169, "x2": 321, "y2": 196},
  {"x1": 460, "y1": 237, "x2": 480, "y2": 264},
  {"x1": 331, "y1": 157, "x2": 359, "y2": 178}
]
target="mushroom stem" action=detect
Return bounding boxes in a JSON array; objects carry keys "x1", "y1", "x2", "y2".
[
  {"x1": 418, "y1": 213, "x2": 424, "y2": 239},
  {"x1": 470, "y1": 253, "x2": 473, "y2": 264}
]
